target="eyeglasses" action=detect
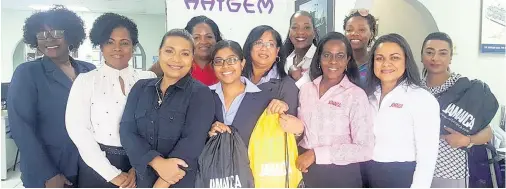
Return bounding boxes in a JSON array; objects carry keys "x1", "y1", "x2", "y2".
[
  {"x1": 213, "y1": 57, "x2": 241, "y2": 67},
  {"x1": 253, "y1": 41, "x2": 276, "y2": 49},
  {"x1": 36, "y1": 30, "x2": 65, "y2": 40},
  {"x1": 321, "y1": 53, "x2": 347, "y2": 61}
]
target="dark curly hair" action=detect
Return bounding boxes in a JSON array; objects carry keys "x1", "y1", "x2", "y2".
[
  {"x1": 89, "y1": 13, "x2": 139, "y2": 47},
  {"x1": 343, "y1": 10, "x2": 377, "y2": 46},
  {"x1": 23, "y1": 5, "x2": 86, "y2": 50}
]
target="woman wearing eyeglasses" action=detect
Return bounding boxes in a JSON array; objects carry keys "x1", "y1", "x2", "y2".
[
  {"x1": 296, "y1": 32, "x2": 374, "y2": 188},
  {"x1": 211, "y1": 25, "x2": 303, "y2": 137},
  {"x1": 208, "y1": 40, "x2": 303, "y2": 148},
  {"x1": 7, "y1": 5, "x2": 95, "y2": 188},
  {"x1": 243, "y1": 25, "x2": 300, "y2": 117}
]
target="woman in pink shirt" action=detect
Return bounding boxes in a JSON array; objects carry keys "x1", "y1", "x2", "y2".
[{"x1": 296, "y1": 32, "x2": 374, "y2": 188}]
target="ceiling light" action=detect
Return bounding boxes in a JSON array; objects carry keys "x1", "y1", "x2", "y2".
[{"x1": 28, "y1": 4, "x2": 90, "y2": 12}]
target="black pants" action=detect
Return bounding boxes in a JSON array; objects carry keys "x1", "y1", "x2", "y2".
[
  {"x1": 299, "y1": 147, "x2": 362, "y2": 188},
  {"x1": 303, "y1": 163, "x2": 363, "y2": 188},
  {"x1": 361, "y1": 160, "x2": 416, "y2": 188},
  {"x1": 77, "y1": 144, "x2": 132, "y2": 188}
]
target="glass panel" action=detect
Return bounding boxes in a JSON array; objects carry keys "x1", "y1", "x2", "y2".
[{"x1": 135, "y1": 55, "x2": 143, "y2": 69}]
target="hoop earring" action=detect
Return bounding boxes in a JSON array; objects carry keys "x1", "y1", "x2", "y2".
[
  {"x1": 68, "y1": 45, "x2": 74, "y2": 52},
  {"x1": 276, "y1": 56, "x2": 281, "y2": 63}
]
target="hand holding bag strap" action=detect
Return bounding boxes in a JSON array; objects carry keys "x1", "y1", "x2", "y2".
[
  {"x1": 274, "y1": 78, "x2": 290, "y2": 188},
  {"x1": 285, "y1": 132, "x2": 289, "y2": 188}
]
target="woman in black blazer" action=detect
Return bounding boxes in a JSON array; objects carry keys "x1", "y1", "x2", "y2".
[
  {"x1": 207, "y1": 40, "x2": 303, "y2": 145},
  {"x1": 241, "y1": 25, "x2": 300, "y2": 116}
]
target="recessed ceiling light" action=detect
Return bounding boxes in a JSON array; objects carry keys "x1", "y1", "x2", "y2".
[{"x1": 28, "y1": 4, "x2": 90, "y2": 12}]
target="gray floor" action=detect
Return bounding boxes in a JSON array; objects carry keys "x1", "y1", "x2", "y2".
[{"x1": 1, "y1": 164, "x2": 23, "y2": 188}]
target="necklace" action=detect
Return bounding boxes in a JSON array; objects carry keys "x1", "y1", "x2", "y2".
[{"x1": 155, "y1": 79, "x2": 163, "y2": 106}]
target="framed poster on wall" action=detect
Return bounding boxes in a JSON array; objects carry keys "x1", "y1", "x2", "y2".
[
  {"x1": 480, "y1": 0, "x2": 505, "y2": 54},
  {"x1": 295, "y1": 0, "x2": 335, "y2": 37}
]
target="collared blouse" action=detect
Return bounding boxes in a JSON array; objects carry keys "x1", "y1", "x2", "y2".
[
  {"x1": 65, "y1": 64, "x2": 156, "y2": 181},
  {"x1": 369, "y1": 81, "x2": 440, "y2": 188},
  {"x1": 119, "y1": 74, "x2": 215, "y2": 187},
  {"x1": 298, "y1": 75, "x2": 374, "y2": 165}
]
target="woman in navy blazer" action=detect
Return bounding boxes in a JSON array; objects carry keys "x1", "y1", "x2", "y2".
[
  {"x1": 7, "y1": 6, "x2": 95, "y2": 188},
  {"x1": 207, "y1": 40, "x2": 304, "y2": 145}
]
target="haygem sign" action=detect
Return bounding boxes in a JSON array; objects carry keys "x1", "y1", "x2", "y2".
[
  {"x1": 184, "y1": 0, "x2": 275, "y2": 14},
  {"x1": 166, "y1": 0, "x2": 294, "y2": 45}
]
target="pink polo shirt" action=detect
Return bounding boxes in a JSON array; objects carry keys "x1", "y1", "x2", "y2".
[{"x1": 298, "y1": 75, "x2": 374, "y2": 165}]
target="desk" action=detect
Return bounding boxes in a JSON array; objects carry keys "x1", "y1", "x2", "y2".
[{"x1": 1, "y1": 111, "x2": 18, "y2": 180}]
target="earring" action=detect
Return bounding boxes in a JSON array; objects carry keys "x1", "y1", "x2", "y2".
[
  {"x1": 317, "y1": 63, "x2": 321, "y2": 69},
  {"x1": 68, "y1": 45, "x2": 74, "y2": 52},
  {"x1": 276, "y1": 56, "x2": 281, "y2": 62}
]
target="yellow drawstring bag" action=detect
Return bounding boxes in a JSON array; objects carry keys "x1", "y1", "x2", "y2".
[{"x1": 248, "y1": 110, "x2": 303, "y2": 188}]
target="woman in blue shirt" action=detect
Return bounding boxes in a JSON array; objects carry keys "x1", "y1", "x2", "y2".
[
  {"x1": 120, "y1": 29, "x2": 215, "y2": 188},
  {"x1": 7, "y1": 5, "x2": 95, "y2": 188},
  {"x1": 208, "y1": 40, "x2": 303, "y2": 145}
]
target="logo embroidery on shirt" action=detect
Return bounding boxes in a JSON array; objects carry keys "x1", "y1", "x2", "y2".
[
  {"x1": 390, "y1": 103, "x2": 404, "y2": 108},
  {"x1": 328, "y1": 100, "x2": 341, "y2": 107}
]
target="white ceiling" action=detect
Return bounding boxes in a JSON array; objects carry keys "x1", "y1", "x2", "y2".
[{"x1": 1, "y1": 0, "x2": 166, "y2": 15}]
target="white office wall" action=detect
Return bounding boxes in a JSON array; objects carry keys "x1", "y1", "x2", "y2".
[
  {"x1": 165, "y1": 0, "x2": 295, "y2": 46},
  {"x1": 336, "y1": 0, "x2": 505, "y2": 124}
]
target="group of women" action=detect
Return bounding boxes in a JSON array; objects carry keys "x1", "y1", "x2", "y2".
[{"x1": 7, "y1": 5, "x2": 496, "y2": 188}]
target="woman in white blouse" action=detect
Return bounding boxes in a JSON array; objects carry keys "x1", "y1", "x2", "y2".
[
  {"x1": 282, "y1": 11, "x2": 318, "y2": 88},
  {"x1": 361, "y1": 33, "x2": 440, "y2": 188},
  {"x1": 65, "y1": 13, "x2": 156, "y2": 188}
]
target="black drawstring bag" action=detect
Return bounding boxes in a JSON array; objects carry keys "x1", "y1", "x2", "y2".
[
  {"x1": 437, "y1": 78, "x2": 498, "y2": 135},
  {"x1": 195, "y1": 127, "x2": 254, "y2": 188}
]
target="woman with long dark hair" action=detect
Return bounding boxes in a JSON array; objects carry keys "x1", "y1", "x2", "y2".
[
  {"x1": 209, "y1": 29, "x2": 304, "y2": 148},
  {"x1": 208, "y1": 39, "x2": 303, "y2": 146},
  {"x1": 296, "y1": 32, "x2": 374, "y2": 188},
  {"x1": 241, "y1": 25, "x2": 299, "y2": 116},
  {"x1": 362, "y1": 33, "x2": 440, "y2": 188}
]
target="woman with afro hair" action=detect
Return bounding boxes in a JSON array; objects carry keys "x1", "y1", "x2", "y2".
[
  {"x1": 65, "y1": 12, "x2": 156, "y2": 188},
  {"x1": 7, "y1": 5, "x2": 95, "y2": 188}
]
